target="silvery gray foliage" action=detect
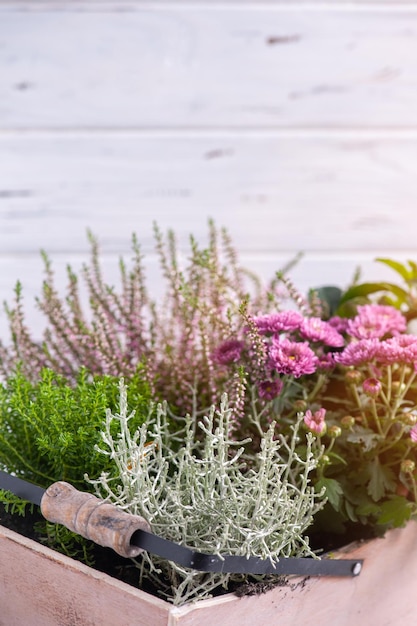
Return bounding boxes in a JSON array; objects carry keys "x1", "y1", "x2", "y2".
[{"x1": 88, "y1": 381, "x2": 326, "y2": 605}]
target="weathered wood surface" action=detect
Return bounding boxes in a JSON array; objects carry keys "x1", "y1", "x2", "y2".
[
  {"x1": 1, "y1": 6, "x2": 417, "y2": 129},
  {"x1": 1, "y1": 1, "x2": 417, "y2": 340},
  {"x1": 1, "y1": 134, "x2": 417, "y2": 254},
  {"x1": 1, "y1": 520, "x2": 417, "y2": 625}
]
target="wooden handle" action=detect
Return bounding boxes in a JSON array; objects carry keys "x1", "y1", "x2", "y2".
[{"x1": 40, "y1": 481, "x2": 151, "y2": 558}]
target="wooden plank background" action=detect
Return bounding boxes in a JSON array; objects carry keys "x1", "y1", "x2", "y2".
[{"x1": 1, "y1": 1, "x2": 417, "y2": 338}]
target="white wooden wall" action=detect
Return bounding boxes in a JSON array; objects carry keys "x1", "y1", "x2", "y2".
[{"x1": 2, "y1": 1, "x2": 417, "y2": 338}]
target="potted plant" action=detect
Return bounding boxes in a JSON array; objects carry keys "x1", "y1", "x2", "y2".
[{"x1": 1, "y1": 223, "x2": 417, "y2": 624}]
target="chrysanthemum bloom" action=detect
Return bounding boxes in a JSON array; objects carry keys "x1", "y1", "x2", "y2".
[
  {"x1": 269, "y1": 337, "x2": 318, "y2": 377},
  {"x1": 258, "y1": 379, "x2": 283, "y2": 400},
  {"x1": 252, "y1": 311, "x2": 303, "y2": 335},
  {"x1": 362, "y1": 377, "x2": 382, "y2": 398},
  {"x1": 315, "y1": 351, "x2": 336, "y2": 371},
  {"x1": 304, "y1": 408, "x2": 327, "y2": 435},
  {"x1": 299, "y1": 317, "x2": 345, "y2": 348},
  {"x1": 328, "y1": 316, "x2": 350, "y2": 334},
  {"x1": 334, "y1": 338, "x2": 383, "y2": 366},
  {"x1": 346, "y1": 304, "x2": 407, "y2": 340},
  {"x1": 212, "y1": 339, "x2": 244, "y2": 365},
  {"x1": 378, "y1": 335, "x2": 417, "y2": 365}
]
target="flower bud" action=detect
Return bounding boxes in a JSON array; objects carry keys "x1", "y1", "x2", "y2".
[
  {"x1": 340, "y1": 415, "x2": 355, "y2": 430},
  {"x1": 362, "y1": 378, "x2": 382, "y2": 398},
  {"x1": 401, "y1": 411, "x2": 417, "y2": 426},
  {"x1": 392, "y1": 381, "x2": 406, "y2": 395},
  {"x1": 401, "y1": 459, "x2": 416, "y2": 474},
  {"x1": 344, "y1": 370, "x2": 362, "y2": 385},
  {"x1": 328, "y1": 425, "x2": 342, "y2": 438},
  {"x1": 293, "y1": 399, "x2": 307, "y2": 412}
]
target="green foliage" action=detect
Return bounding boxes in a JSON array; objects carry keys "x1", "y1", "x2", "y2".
[
  {"x1": 0, "y1": 367, "x2": 150, "y2": 487},
  {"x1": 89, "y1": 382, "x2": 326, "y2": 605},
  {"x1": 0, "y1": 367, "x2": 150, "y2": 560},
  {"x1": 3, "y1": 226, "x2": 417, "y2": 601},
  {"x1": 337, "y1": 258, "x2": 417, "y2": 319}
]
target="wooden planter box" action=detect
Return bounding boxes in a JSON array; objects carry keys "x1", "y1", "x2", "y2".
[{"x1": 2, "y1": 521, "x2": 417, "y2": 626}]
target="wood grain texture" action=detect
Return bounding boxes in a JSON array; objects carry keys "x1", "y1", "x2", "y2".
[
  {"x1": 1, "y1": 6, "x2": 417, "y2": 128},
  {"x1": 1, "y1": 133, "x2": 417, "y2": 254},
  {"x1": 2, "y1": 521, "x2": 417, "y2": 625},
  {"x1": 1, "y1": 1, "x2": 417, "y2": 340},
  {"x1": 0, "y1": 525, "x2": 169, "y2": 626}
]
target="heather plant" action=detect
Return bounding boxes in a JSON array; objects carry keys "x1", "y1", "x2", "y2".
[
  {"x1": 0, "y1": 222, "x2": 283, "y2": 415},
  {"x1": 89, "y1": 381, "x2": 326, "y2": 605}
]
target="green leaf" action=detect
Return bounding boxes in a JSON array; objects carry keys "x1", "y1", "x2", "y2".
[
  {"x1": 310, "y1": 286, "x2": 343, "y2": 316},
  {"x1": 375, "y1": 258, "x2": 412, "y2": 282},
  {"x1": 367, "y1": 459, "x2": 396, "y2": 502},
  {"x1": 327, "y1": 451, "x2": 348, "y2": 466},
  {"x1": 355, "y1": 500, "x2": 381, "y2": 518},
  {"x1": 315, "y1": 477, "x2": 344, "y2": 510},
  {"x1": 344, "y1": 498, "x2": 359, "y2": 522},
  {"x1": 339, "y1": 282, "x2": 409, "y2": 307},
  {"x1": 346, "y1": 429, "x2": 382, "y2": 452},
  {"x1": 407, "y1": 260, "x2": 417, "y2": 281},
  {"x1": 377, "y1": 497, "x2": 412, "y2": 527}
]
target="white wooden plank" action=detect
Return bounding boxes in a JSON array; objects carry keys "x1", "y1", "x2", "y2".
[
  {"x1": 2, "y1": 7, "x2": 417, "y2": 128},
  {"x1": 0, "y1": 250, "x2": 414, "y2": 340},
  {"x1": 1, "y1": 133, "x2": 417, "y2": 254},
  {"x1": 4, "y1": 2, "x2": 417, "y2": 6}
]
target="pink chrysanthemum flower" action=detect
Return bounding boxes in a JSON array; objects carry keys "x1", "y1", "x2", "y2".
[
  {"x1": 252, "y1": 311, "x2": 303, "y2": 335},
  {"x1": 299, "y1": 317, "x2": 345, "y2": 348},
  {"x1": 258, "y1": 379, "x2": 283, "y2": 400},
  {"x1": 304, "y1": 408, "x2": 327, "y2": 435},
  {"x1": 346, "y1": 304, "x2": 407, "y2": 340},
  {"x1": 269, "y1": 337, "x2": 318, "y2": 378},
  {"x1": 363, "y1": 377, "x2": 382, "y2": 398},
  {"x1": 328, "y1": 316, "x2": 350, "y2": 334},
  {"x1": 334, "y1": 338, "x2": 383, "y2": 366},
  {"x1": 315, "y1": 351, "x2": 336, "y2": 370},
  {"x1": 378, "y1": 335, "x2": 417, "y2": 365},
  {"x1": 212, "y1": 339, "x2": 244, "y2": 365}
]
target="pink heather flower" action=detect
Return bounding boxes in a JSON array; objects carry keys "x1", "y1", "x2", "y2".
[
  {"x1": 362, "y1": 377, "x2": 382, "y2": 398},
  {"x1": 378, "y1": 335, "x2": 417, "y2": 365},
  {"x1": 334, "y1": 338, "x2": 383, "y2": 366},
  {"x1": 269, "y1": 337, "x2": 318, "y2": 378},
  {"x1": 212, "y1": 339, "x2": 244, "y2": 365},
  {"x1": 258, "y1": 379, "x2": 283, "y2": 400},
  {"x1": 346, "y1": 304, "x2": 407, "y2": 340},
  {"x1": 304, "y1": 408, "x2": 327, "y2": 435},
  {"x1": 299, "y1": 317, "x2": 345, "y2": 348},
  {"x1": 252, "y1": 311, "x2": 303, "y2": 335},
  {"x1": 410, "y1": 424, "x2": 417, "y2": 443}
]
